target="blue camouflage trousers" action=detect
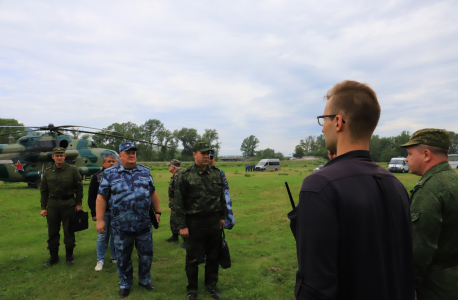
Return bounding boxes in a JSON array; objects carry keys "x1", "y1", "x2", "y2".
[{"x1": 112, "y1": 227, "x2": 153, "y2": 289}]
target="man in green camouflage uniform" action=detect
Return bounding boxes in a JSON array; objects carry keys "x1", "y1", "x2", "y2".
[
  {"x1": 40, "y1": 147, "x2": 83, "y2": 266},
  {"x1": 165, "y1": 159, "x2": 183, "y2": 246},
  {"x1": 174, "y1": 142, "x2": 226, "y2": 300},
  {"x1": 402, "y1": 129, "x2": 458, "y2": 300}
]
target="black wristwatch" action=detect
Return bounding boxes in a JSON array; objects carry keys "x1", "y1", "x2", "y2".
[{"x1": 155, "y1": 212, "x2": 162, "y2": 215}]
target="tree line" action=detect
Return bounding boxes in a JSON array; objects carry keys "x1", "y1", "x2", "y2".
[
  {"x1": 293, "y1": 131, "x2": 458, "y2": 161},
  {"x1": 0, "y1": 118, "x2": 220, "y2": 162},
  {"x1": 91, "y1": 120, "x2": 220, "y2": 162},
  {"x1": 240, "y1": 135, "x2": 284, "y2": 160}
]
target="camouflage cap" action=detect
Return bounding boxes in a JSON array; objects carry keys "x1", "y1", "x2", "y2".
[
  {"x1": 401, "y1": 128, "x2": 451, "y2": 150},
  {"x1": 53, "y1": 147, "x2": 66, "y2": 154},
  {"x1": 119, "y1": 142, "x2": 137, "y2": 152},
  {"x1": 193, "y1": 142, "x2": 212, "y2": 152},
  {"x1": 168, "y1": 159, "x2": 181, "y2": 167}
]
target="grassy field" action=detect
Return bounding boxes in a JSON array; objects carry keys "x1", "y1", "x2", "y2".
[{"x1": 0, "y1": 159, "x2": 437, "y2": 299}]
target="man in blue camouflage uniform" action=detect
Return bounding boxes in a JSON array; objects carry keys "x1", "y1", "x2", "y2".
[
  {"x1": 96, "y1": 142, "x2": 162, "y2": 298},
  {"x1": 209, "y1": 151, "x2": 235, "y2": 229},
  {"x1": 174, "y1": 142, "x2": 227, "y2": 300}
]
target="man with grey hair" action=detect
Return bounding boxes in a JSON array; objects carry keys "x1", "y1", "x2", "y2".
[{"x1": 88, "y1": 152, "x2": 118, "y2": 271}]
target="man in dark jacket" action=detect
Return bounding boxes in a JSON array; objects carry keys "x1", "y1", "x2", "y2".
[
  {"x1": 290, "y1": 80, "x2": 415, "y2": 300},
  {"x1": 40, "y1": 147, "x2": 83, "y2": 266},
  {"x1": 88, "y1": 152, "x2": 118, "y2": 271}
]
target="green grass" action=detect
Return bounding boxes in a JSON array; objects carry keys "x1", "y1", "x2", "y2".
[{"x1": 0, "y1": 160, "x2": 453, "y2": 299}]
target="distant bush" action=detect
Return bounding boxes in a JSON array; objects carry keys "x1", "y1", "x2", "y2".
[
  {"x1": 245, "y1": 173, "x2": 251, "y2": 177},
  {"x1": 278, "y1": 173, "x2": 288, "y2": 176}
]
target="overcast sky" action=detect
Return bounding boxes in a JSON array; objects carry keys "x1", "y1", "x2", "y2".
[{"x1": 1, "y1": 0, "x2": 457, "y2": 155}]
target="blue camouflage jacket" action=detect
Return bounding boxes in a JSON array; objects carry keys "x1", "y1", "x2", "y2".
[
  {"x1": 220, "y1": 169, "x2": 235, "y2": 229},
  {"x1": 98, "y1": 163, "x2": 155, "y2": 232}
]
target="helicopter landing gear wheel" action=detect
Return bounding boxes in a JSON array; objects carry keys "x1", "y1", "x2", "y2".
[{"x1": 28, "y1": 179, "x2": 42, "y2": 189}]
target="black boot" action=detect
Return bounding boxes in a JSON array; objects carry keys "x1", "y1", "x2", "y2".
[
  {"x1": 165, "y1": 234, "x2": 179, "y2": 242},
  {"x1": 43, "y1": 248, "x2": 59, "y2": 266},
  {"x1": 66, "y1": 247, "x2": 74, "y2": 265}
]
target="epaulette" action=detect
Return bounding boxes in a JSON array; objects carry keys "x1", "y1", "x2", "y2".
[
  {"x1": 103, "y1": 165, "x2": 115, "y2": 172},
  {"x1": 181, "y1": 166, "x2": 192, "y2": 173},
  {"x1": 210, "y1": 165, "x2": 220, "y2": 171},
  {"x1": 44, "y1": 166, "x2": 53, "y2": 171},
  {"x1": 137, "y1": 163, "x2": 150, "y2": 171}
]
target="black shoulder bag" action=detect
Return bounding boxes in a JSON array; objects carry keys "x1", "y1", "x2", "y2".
[{"x1": 219, "y1": 229, "x2": 231, "y2": 269}]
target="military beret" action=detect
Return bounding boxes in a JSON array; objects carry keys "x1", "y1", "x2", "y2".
[
  {"x1": 119, "y1": 142, "x2": 137, "y2": 152},
  {"x1": 53, "y1": 147, "x2": 66, "y2": 154},
  {"x1": 401, "y1": 128, "x2": 451, "y2": 150},
  {"x1": 168, "y1": 159, "x2": 181, "y2": 167},
  {"x1": 194, "y1": 142, "x2": 212, "y2": 152}
]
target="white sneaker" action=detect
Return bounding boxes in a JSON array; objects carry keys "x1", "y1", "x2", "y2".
[
  {"x1": 95, "y1": 261, "x2": 104, "y2": 271},
  {"x1": 110, "y1": 258, "x2": 117, "y2": 264}
]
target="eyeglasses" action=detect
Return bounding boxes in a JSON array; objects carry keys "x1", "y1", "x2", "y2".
[{"x1": 317, "y1": 115, "x2": 346, "y2": 126}]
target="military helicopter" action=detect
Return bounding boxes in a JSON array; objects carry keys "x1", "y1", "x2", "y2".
[{"x1": 0, "y1": 124, "x2": 159, "y2": 188}]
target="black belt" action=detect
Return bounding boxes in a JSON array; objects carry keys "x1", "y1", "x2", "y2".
[{"x1": 50, "y1": 195, "x2": 74, "y2": 200}]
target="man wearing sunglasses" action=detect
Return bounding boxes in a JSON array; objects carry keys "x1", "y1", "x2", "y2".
[{"x1": 291, "y1": 80, "x2": 415, "y2": 299}]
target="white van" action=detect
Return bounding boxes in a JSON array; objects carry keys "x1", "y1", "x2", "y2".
[
  {"x1": 388, "y1": 157, "x2": 409, "y2": 173},
  {"x1": 255, "y1": 159, "x2": 281, "y2": 171},
  {"x1": 448, "y1": 154, "x2": 458, "y2": 169}
]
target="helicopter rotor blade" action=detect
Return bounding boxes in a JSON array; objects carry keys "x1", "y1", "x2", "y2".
[
  {"x1": 0, "y1": 126, "x2": 40, "y2": 128},
  {"x1": 62, "y1": 128, "x2": 166, "y2": 147},
  {"x1": 0, "y1": 129, "x2": 41, "y2": 137},
  {"x1": 57, "y1": 125, "x2": 117, "y2": 133}
]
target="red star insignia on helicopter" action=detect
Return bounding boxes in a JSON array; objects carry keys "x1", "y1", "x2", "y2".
[{"x1": 13, "y1": 160, "x2": 26, "y2": 172}]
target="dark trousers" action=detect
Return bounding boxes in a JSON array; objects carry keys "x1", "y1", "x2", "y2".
[
  {"x1": 170, "y1": 208, "x2": 180, "y2": 235},
  {"x1": 46, "y1": 203, "x2": 75, "y2": 249},
  {"x1": 112, "y1": 227, "x2": 153, "y2": 289},
  {"x1": 185, "y1": 214, "x2": 222, "y2": 293}
]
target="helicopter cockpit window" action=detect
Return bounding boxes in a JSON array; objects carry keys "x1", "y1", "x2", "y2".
[
  {"x1": 19, "y1": 137, "x2": 28, "y2": 145},
  {"x1": 33, "y1": 140, "x2": 56, "y2": 151}
]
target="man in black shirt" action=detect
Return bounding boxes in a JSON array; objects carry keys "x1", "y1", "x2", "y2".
[
  {"x1": 88, "y1": 153, "x2": 118, "y2": 271},
  {"x1": 290, "y1": 80, "x2": 415, "y2": 299}
]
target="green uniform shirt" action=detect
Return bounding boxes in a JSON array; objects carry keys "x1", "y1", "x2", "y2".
[
  {"x1": 410, "y1": 162, "x2": 458, "y2": 299},
  {"x1": 173, "y1": 163, "x2": 226, "y2": 229},
  {"x1": 40, "y1": 162, "x2": 83, "y2": 210},
  {"x1": 168, "y1": 169, "x2": 181, "y2": 209}
]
